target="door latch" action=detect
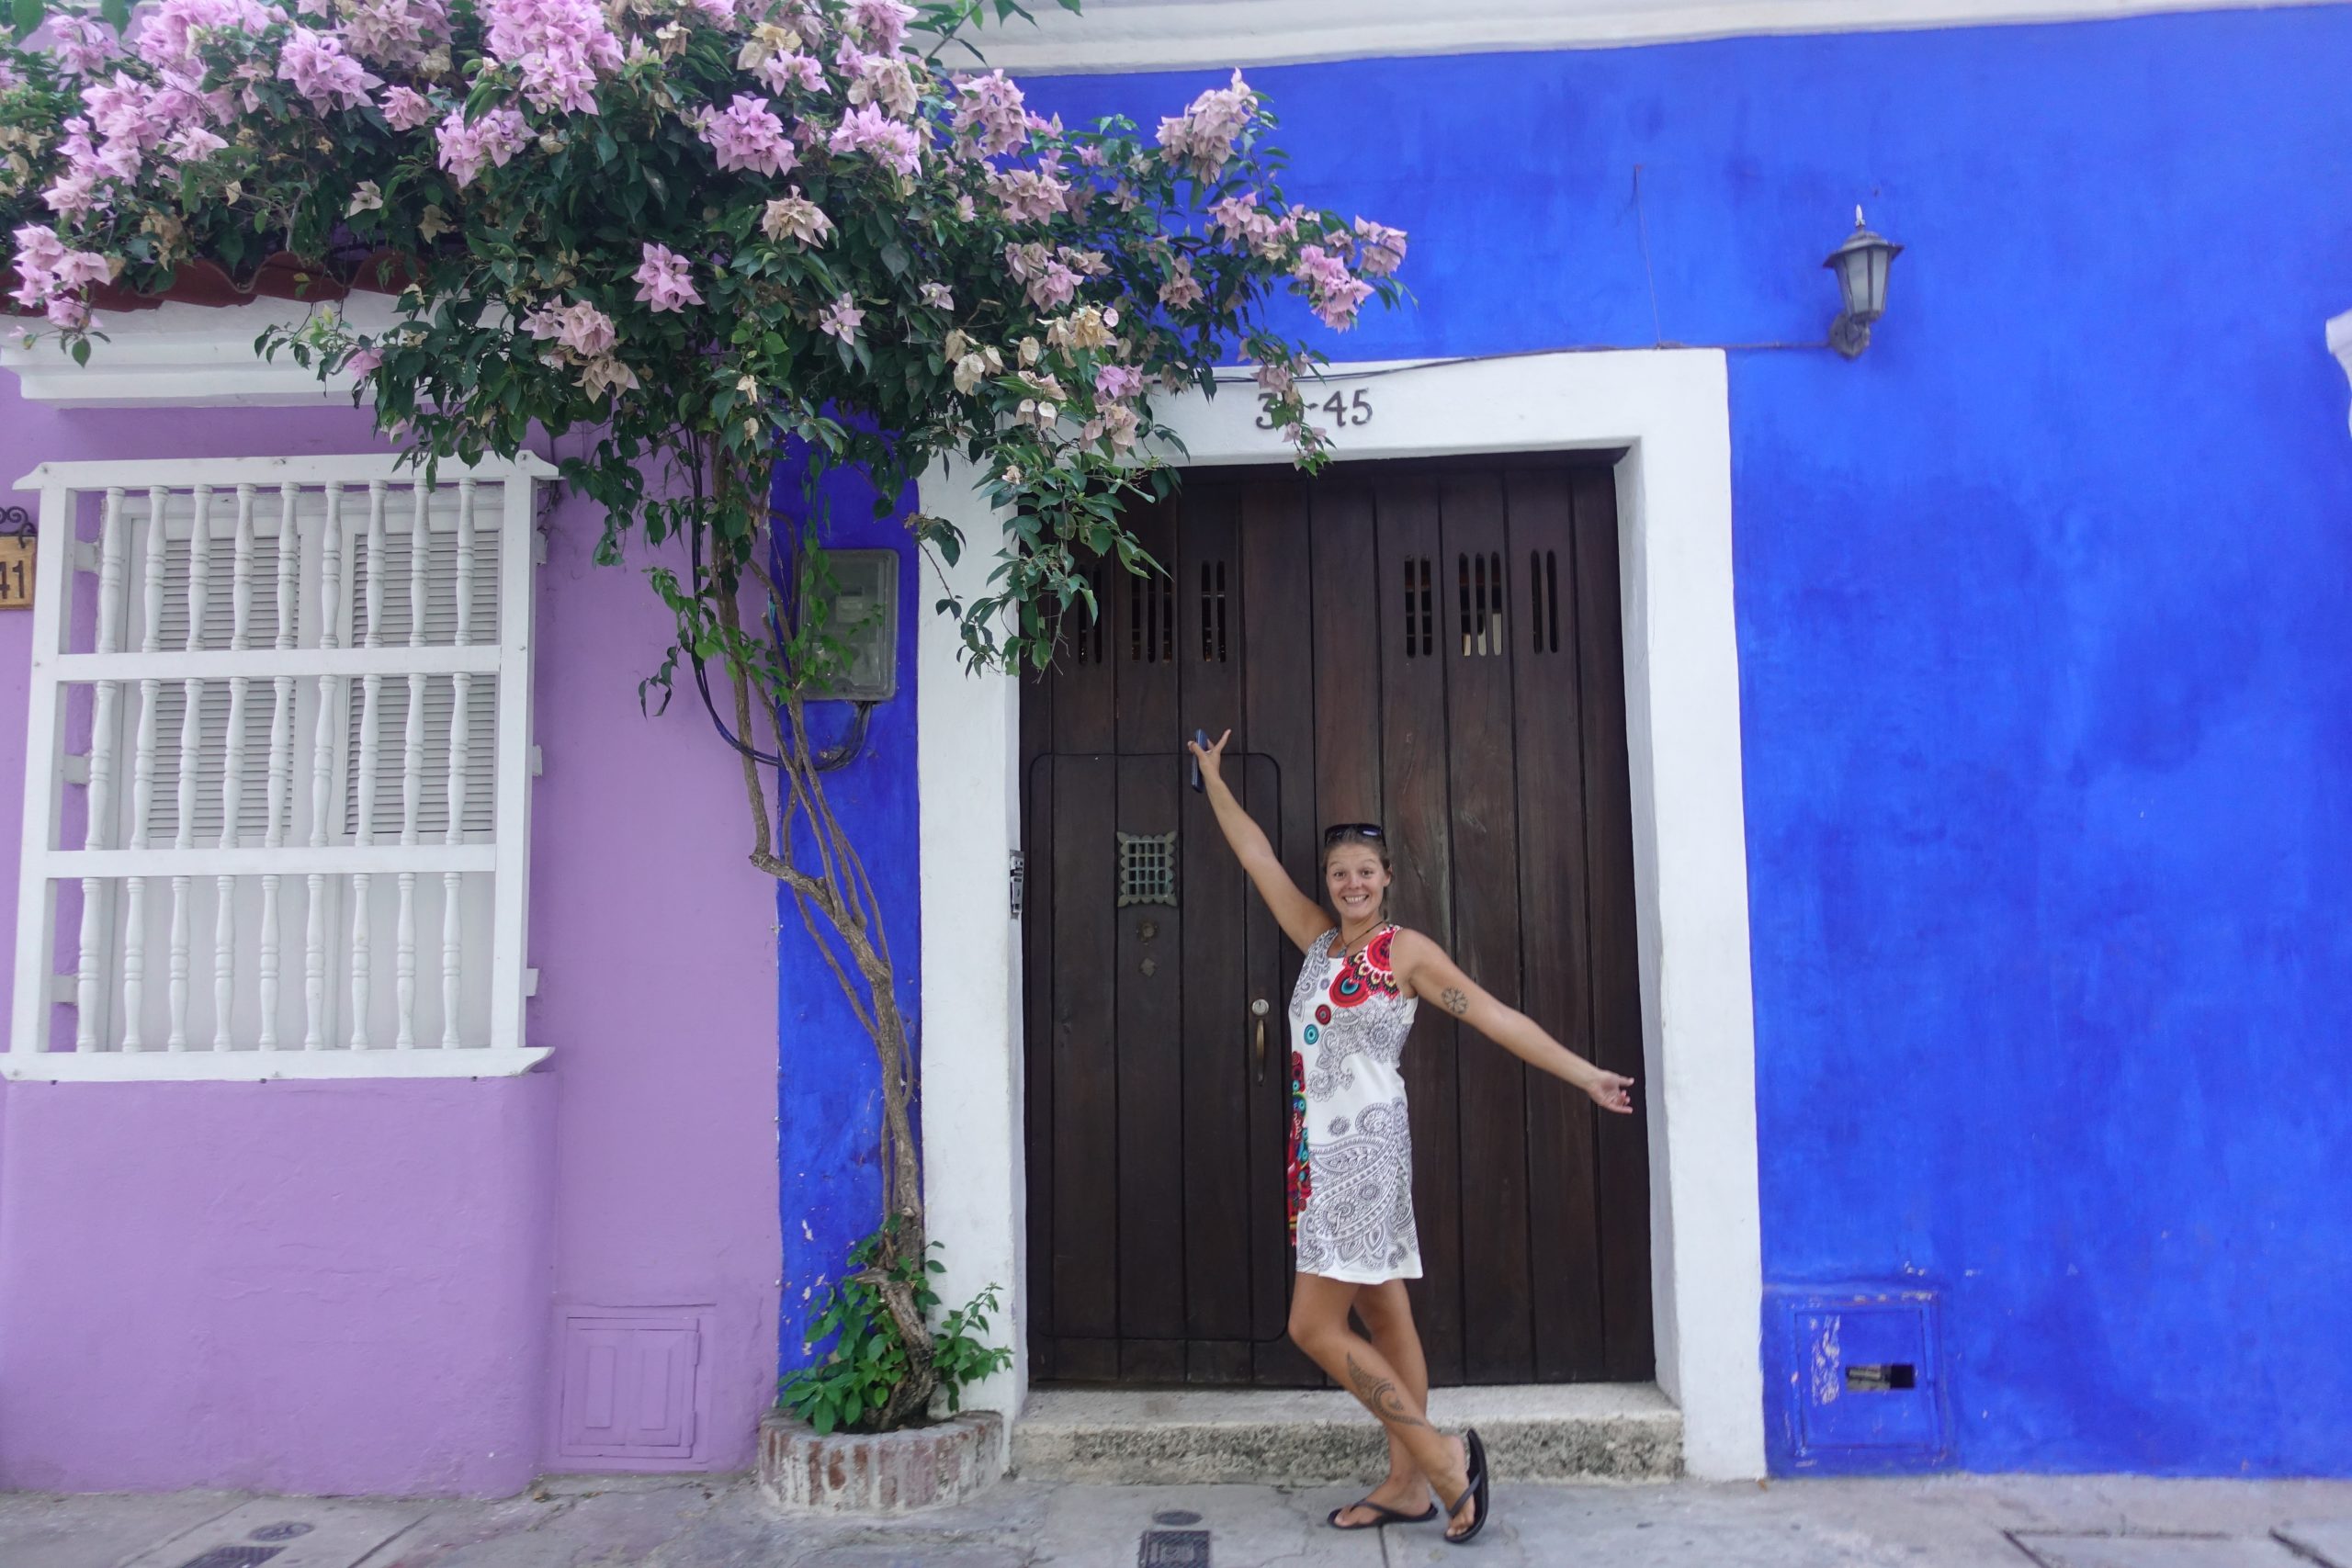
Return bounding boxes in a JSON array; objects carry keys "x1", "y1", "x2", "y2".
[{"x1": 1010, "y1": 852, "x2": 1026, "y2": 920}]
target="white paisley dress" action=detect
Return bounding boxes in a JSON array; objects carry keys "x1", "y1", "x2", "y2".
[{"x1": 1287, "y1": 924, "x2": 1423, "y2": 1284}]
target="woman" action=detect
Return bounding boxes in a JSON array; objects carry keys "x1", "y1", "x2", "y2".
[{"x1": 1187, "y1": 728, "x2": 1637, "y2": 1545}]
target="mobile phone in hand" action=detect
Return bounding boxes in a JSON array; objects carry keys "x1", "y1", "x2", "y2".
[{"x1": 1189, "y1": 728, "x2": 1207, "y2": 793}]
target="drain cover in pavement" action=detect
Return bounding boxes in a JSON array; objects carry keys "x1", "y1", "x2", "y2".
[
  {"x1": 2010, "y1": 1533, "x2": 2312, "y2": 1568},
  {"x1": 171, "y1": 1551, "x2": 284, "y2": 1568},
  {"x1": 1138, "y1": 1528, "x2": 1210, "y2": 1567},
  {"x1": 119, "y1": 1499, "x2": 424, "y2": 1568}
]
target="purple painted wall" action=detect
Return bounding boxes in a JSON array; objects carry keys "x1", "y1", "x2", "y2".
[{"x1": 0, "y1": 368, "x2": 780, "y2": 1493}]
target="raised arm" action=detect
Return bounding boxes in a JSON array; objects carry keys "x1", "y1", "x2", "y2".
[
  {"x1": 1186, "y1": 728, "x2": 1334, "y2": 954},
  {"x1": 1390, "y1": 930, "x2": 1635, "y2": 1114}
]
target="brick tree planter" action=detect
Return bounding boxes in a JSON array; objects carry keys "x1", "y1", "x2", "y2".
[{"x1": 759, "y1": 1409, "x2": 1004, "y2": 1514}]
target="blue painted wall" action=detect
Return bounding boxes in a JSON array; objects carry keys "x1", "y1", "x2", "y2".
[
  {"x1": 1023, "y1": 8, "x2": 2352, "y2": 1475},
  {"x1": 775, "y1": 460, "x2": 923, "y2": 1376}
]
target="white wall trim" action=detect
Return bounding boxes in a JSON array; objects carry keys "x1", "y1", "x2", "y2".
[
  {"x1": 970, "y1": 0, "x2": 2340, "y2": 73},
  {"x1": 918, "y1": 346, "x2": 1767, "y2": 1480},
  {"x1": 4, "y1": 295, "x2": 400, "y2": 408}
]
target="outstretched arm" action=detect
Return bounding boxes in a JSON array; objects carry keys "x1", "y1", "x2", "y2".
[
  {"x1": 1391, "y1": 930, "x2": 1635, "y2": 1113},
  {"x1": 1186, "y1": 728, "x2": 1333, "y2": 954}
]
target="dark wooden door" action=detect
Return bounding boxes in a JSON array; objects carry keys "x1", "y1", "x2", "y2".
[{"x1": 1021, "y1": 457, "x2": 1653, "y2": 1387}]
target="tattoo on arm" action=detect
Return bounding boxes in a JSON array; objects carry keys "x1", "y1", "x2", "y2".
[
  {"x1": 1441, "y1": 987, "x2": 1470, "y2": 1017},
  {"x1": 1345, "y1": 1351, "x2": 1433, "y2": 1432}
]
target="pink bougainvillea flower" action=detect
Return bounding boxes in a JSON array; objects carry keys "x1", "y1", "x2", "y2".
[
  {"x1": 848, "y1": 0, "x2": 915, "y2": 54},
  {"x1": 480, "y1": 0, "x2": 624, "y2": 116},
  {"x1": 1094, "y1": 363, "x2": 1144, "y2": 402},
  {"x1": 1352, "y1": 217, "x2": 1408, "y2": 277},
  {"x1": 344, "y1": 344, "x2": 385, "y2": 376},
  {"x1": 1158, "y1": 254, "x2": 1204, "y2": 310},
  {"x1": 340, "y1": 0, "x2": 452, "y2": 67},
  {"x1": 1156, "y1": 69, "x2": 1256, "y2": 180},
  {"x1": 50, "y1": 16, "x2": 119, "y2": 75},
  {"x1": 950, "y1": 70, "x2": 1026, "y2": 156},
  {"x1": 379, "y1": 85, "x2": 435, "y2": 130},
  {"x1": 919, "y1": 282, "x2": 953, "y2": 310},
  {"x1": 699, "y1": 94, "x2": 797, "y2": 176},
  {"x1": 579, "y1": 356, "x2": 639, "y2": 400},
  {"x1": 1293, "y1": 243, "x2": 1373, "y2": 330},
  {"x1": 525, "y1": 299, "x2": 619, "y2": 357},
  {"x1": 752, "y1": 51, "x2": 826, "y2": 93},
  {"x1": 46, "y1": 296, "x2": 94, "y2": 329},
  {"x1": 760, "y1": 190, "x2": 833, "y2": 246},
  {"x1": 163, "y1": 124, "x2": 229, "y2": 164},
  {"x1": 278, "y1": 27, "x2": 384, "y2": 112},
  {"x1": 633, "y1": 243, "x2": 702, "y2": 312},
  {"x1": 847, "y1": 54, "x2": 916, "y2": 118},
  {"x1": 828, "y1": 102, "x2": 922, "y2": 176},
  {"x1": 435, "y1": 106, "x2": 528, "y2": 186},
  {"x1": 817, "y1": 292, "x2": 864, "y2": 343}
]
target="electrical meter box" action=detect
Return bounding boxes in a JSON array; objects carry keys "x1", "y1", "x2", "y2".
[{"x1": 811, "y1": 548, "x2": 899, "y2": 702}]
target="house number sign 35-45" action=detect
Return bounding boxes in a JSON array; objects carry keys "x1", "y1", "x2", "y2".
[{"x1": 1256, "y1": 389, "x2": 1374, "y2": 430}]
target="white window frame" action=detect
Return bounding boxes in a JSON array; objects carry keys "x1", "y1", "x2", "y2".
[{"x1": 6, "y1": 452, "x2": 550, "y2": 1080}]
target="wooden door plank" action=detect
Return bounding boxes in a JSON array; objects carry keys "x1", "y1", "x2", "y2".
[
  {"x1": 1022, "y1": 750, "x2": 1058, "y2": 1353},
  {"x1": 1115, "y1": 751, "x2": 1187, "y2": 1342},
  {"x1": 1437, "y1": 469, "x2": 1537, "y2": 1385},
  {"x1": 1371, "y1": 472, "x2": 1466, "y2": 1387},
  {"x1": 1240, "y1": 475, "x2": 1320, "y2": 1355},
  {"x1": 1504, "y1": 468, "x2": 1609, "y2": 1382},
  {"x1": 1571, "y1": 468, "x2": 1657, "y2": 1382},
  {"x1": 1178, "y1": 482, "x2": 1253, "y2": 1347},
  {"x1": 1050, "y1": 754, "x2": 1120, "y2": 1338}
]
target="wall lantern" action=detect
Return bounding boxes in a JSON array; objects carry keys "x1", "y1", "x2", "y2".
[{"x1": 1826, "y1": 207, "x2": 1903, "y2": 359}]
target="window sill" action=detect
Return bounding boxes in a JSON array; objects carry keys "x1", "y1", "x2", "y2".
[{"x1": 3, "y1": 1046, "x2": 550, "y2": 1081}]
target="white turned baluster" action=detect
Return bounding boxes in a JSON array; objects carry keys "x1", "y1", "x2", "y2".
[
  {"x1": 167, "y1": 486, "x2": 212, "y2": 1050},
  {"x1": 258, "y1": 483, "x2": 298, "y2": 1050},
  {"x1": 394, "y1": 484, "x2": 428, "y2": 1047},
  {"x1": 350, "y1": 480, "x2": 387, "y2": 1048},
  {"x1": 305, "y1": 486, "x2": 344, "y2": 1049},
  {"x1": 74, "y1": 488, "x2": 130, "y2": 1051},
  {"x1": 443, "y1": 480, "x2": 473, "y2": 1048},
  {"x1": 211, "y1": 483, "x2": 255, "y2": 1050},
  {"x1": 122, "y1": 487, "x2": 171, "y2": 1050}
]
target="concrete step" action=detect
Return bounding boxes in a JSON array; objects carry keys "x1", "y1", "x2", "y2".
[{"x1": 1009, "y1": 1383, "x2": 1681, "y2": 1486}]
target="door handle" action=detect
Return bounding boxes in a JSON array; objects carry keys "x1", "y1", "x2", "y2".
[{"x1": 1251, "y1": 998, "x2": 1271, "y2": 1084}]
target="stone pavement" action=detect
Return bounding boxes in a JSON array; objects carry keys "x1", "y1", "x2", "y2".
[{"x1": 4, "y1": 1471, "x2": 2349, "y2": 1568}]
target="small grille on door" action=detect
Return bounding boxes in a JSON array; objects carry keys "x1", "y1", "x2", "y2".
[
  {"x1": 1199, "y1": 560, "x2": 1228, "y2": 663},
  {"x1": 1130, "y1": 570, "x2": 1174, "y2": 663},
  {"x1": 1531, "y1": 549, "x2": 1561, "y2": 654},
  {"x1": 1116, "y1": 830, "x2": 1178, "y2": 907},
  {"x1": 1069, "y1": 570, "x2": 1105, "y2": 664},
  {"x1": 1402, "y1": 556, "x2": 1434, "y2": 659},
  {"x1": 1458, "y1": 551, "x2": 1506, "y2": 657}
]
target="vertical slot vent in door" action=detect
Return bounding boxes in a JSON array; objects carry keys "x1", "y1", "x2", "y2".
[
  {"x1": 1458, "y1": 551, "x2": 1506, "y2": 657},
  {"x1": 1402, "y1": 556, "x2": 1433, "y2": 658},
  {"x1": 1532, "y1": 549, "x2": 1561, "y2": 654},
  {"x1": 1130, "y1": 570, "x2": 1174, "y2": 663},
  {"x1": 1070, "y1": 570, "x2": 1105, "y2": 664},
  {"x1": 1199, "y1": 561, "x2": 1228, "y2": 663}
]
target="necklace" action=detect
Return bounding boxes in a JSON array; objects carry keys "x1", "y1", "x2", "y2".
[{"x1": 1336, "y1": 919, "x2": 1386, "y2": 963}]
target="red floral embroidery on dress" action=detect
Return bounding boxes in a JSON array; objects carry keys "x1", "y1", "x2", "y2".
[{"x1": 1328, "y1": 924, "x2": 1404, "y2": 1010}]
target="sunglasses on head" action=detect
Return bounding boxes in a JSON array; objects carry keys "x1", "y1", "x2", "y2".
[{"x1": 1323, "y1": 822, "x2": 1386, "y2": 844}]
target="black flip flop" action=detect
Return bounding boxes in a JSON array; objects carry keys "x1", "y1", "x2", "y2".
[
  {"x1": 1442, "y1": 1427, "x2": 1491, "y2": 1546},
  {"x1": 1328, "y1": 1497, "x2": 1440, "y2": 1530}
]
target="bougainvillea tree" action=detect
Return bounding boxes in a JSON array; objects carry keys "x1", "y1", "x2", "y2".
[{"x1": 1, "y1": 0, "x2": 1403, "y2": 1427}]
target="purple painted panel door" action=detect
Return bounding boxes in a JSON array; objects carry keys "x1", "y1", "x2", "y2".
[{"x1": 558, "y1": 1314, "x2": 702, "y2": 1459}]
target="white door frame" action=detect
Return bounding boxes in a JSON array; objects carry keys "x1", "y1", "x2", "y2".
[{"x1": 915, "y1": 346, "x2": 1765, "y2": 1480}]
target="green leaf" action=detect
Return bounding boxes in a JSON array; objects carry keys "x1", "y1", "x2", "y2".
[{"x1": 9, "y1": 0, "x2": 44, "y2": 43}]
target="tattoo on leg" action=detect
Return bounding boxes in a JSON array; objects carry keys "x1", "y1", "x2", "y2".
[
  {"x1": 1345, "y1": 1351, "x2": 1433, "y2": 1432},
  {"x1": 1441, "y1": 987, "x2": 1470, "y2": 1017}
]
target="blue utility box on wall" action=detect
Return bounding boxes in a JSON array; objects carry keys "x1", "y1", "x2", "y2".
[{"x1": 1765, "y1": 1285, "x2": 1953, "y2": 1474}]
